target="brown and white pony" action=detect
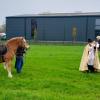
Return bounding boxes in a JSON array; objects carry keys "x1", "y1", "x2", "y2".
[{"x1": 2, "y1": 37, "x2": 29, "y2": 78}]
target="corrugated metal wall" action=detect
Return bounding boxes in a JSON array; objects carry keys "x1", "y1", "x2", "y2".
[
  {"x1": 6, "y1": 16, "x2": 100, "y2": 41},
  {"x1": 6, "y1": 18, "x2": 25, "y2": 39},
  {"x1": 64, "y1": 17, "x2": 87, "y2": 41},
  {"x1": 6, "y1": 17, "x2": 35, "y2": 39},
  {"x1": 25, "y1": 18, "x2": 32, "y2": 39},
  {"x1": 36, "y1": 17, "x2": 65, "y2": 41},
  {"x1": 36, "y1": 17, "x2": 87, "y2": 41}
]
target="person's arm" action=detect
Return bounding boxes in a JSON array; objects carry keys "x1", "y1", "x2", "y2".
[{"x1": 96, "y1": 42, "x2": 99, "y2": 48}]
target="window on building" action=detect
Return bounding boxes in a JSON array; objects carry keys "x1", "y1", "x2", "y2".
[{"x1": 95, "y1": 19, "x2": 100, "y2": 37}]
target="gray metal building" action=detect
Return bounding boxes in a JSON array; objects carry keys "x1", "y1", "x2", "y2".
[{"x1": 6, "y1": 12, "x2": 100, "y2": 42}]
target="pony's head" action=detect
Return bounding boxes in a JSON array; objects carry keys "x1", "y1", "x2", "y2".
[
  {"x1": 6, "y1": 37, "x2": 30, "y2": 51},
  {"x1": 18, "y1": 37, "x2": 30, "y2": 49}
]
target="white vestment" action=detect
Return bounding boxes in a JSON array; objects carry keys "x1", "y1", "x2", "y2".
[
  {"x1": 79, "y1": 42, "x2": 100, "y2": 71},
  {"x1": 88, "y1": 44, "x2": 95, "y2": 65}
]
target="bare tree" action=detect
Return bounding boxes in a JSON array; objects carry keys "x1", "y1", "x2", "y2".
[{"x1": 0, "y1": 24, "x2": 6, "y2": 33}]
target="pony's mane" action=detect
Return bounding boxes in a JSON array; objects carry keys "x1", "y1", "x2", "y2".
[{"x1": 6, "y1": 37, "x2": 23, "y2": 44}]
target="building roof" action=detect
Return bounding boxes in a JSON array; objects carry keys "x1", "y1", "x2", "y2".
[{"x1": 6, "y1": 12, "x2": 100, "y2": 18}]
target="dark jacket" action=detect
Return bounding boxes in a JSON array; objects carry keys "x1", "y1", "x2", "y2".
[{"x1": 16, "y1": 46, "x2": 26, "y2": 56}]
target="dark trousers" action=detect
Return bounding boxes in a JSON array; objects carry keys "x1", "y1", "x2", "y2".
[
  {"x1": 87, "y1": 65, "x2": 95, "y2": 72},
  {"x1": 15, "y1": 56, "x2": 23, "y2": 73}
]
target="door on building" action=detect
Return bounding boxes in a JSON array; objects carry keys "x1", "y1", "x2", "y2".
[{"x1": 31, "y1": 19, "x2": 37, "y2": 40}]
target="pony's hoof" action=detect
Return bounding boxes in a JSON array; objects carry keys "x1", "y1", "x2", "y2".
[{"x1": 8, "y1": 74, "x2": 13, "y2": 78}]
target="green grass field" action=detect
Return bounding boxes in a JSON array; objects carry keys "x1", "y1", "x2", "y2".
[{"x1": 0, "y1": 44, "x2": 100, "y2": 100}]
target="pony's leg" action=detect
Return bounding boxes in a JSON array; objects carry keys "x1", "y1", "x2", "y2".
[
  {"x1": 6, "y1": 61, "x2": 12, "y2": 78},
  {"x1": 3, "y1": 62, "x2": 7, "y2": 70}
]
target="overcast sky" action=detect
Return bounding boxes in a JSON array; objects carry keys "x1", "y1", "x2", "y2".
[{"x1": 0, "y1": 0, "x2": 100, "y2": 25}]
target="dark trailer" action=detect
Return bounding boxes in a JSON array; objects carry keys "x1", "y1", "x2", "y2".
[{"x1": 6, "y1": 12, "x2": 100, "y2": 42}]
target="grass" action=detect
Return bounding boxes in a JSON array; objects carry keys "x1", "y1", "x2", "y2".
[{"x1": 0, "y1": 44, "x2": 100, "y2": 100}]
